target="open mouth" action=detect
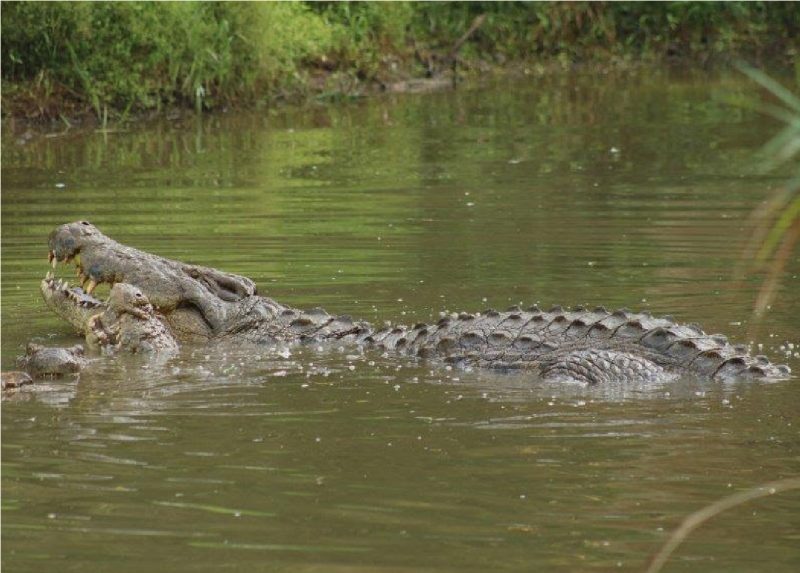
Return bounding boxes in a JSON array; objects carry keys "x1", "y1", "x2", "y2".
[
  {"x1": 41, "y1": 266, "x2": 107, "y2": 336},
  {"x1": 47, "y1": 247, "x2": 105, "y2": 295},
  {"x1": 42, "y1": 270, "x2": 105, "y2": 311}
]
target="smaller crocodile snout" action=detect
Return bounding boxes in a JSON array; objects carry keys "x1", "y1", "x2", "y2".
[{"x1": 107, "y1": 283, "x2": 155, "y2": 320}]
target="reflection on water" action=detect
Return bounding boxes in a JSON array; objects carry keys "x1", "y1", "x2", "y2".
[{"x1": 2, "y1": 71, "x2": 799, "y2": 572}]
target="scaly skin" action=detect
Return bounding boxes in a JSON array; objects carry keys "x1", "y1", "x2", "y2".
[
  {"x1": 47, "y1": 220, "x2": 257, "y2": 339},
  {"x1": 86, "y1": 283, "x2": 179, "y2": 355},
  {"x1": 41, "y1": 221, "x2": 792, "y2": 384},
  {"x1": 16, "y1": 343, "x2": 85, "y2": 377},
  {"x1": 6, "y1": 283, "x2": 175, "y2": 391}
]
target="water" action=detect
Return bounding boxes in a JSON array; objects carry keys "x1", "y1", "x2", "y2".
[{"x1": 2, "y1": 71, "x2": 799, "y2": 572}]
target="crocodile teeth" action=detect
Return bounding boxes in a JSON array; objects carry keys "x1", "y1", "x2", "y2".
[
  {"x1": 51, "y1": 257, "x2": 58, "y2": 269},
  {"x1": 86, "y1": 280, "x2": 98, "y2": 295}
]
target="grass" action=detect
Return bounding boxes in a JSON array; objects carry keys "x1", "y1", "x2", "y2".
[
  {"x1": 2, "y1": 2, "x2": 799, "y2": 122},
  {"x1": 1, "y1": 2, "x2": 339, "y2": 120},
  {"x1": 646, "y1": 477, "x2": 800, "y2": 573}
]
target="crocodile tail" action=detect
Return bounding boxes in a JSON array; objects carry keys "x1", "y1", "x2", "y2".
[
  {"x1": 568, "y1": 307, "x2": 789, "y2": 379},
  {"x1": 368, "y1": 305, "x2": 791, "y2": 380}
]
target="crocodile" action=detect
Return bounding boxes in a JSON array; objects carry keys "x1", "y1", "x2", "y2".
[
  {"x1": 3, "y1": 281, "x2": 178, "y2": 389},
  {"x1": 39, "y1": 221, "x2": 791, "y2": 384},
  {"x1": 16, "y1": 343, "x2": 86, "y2": 377}
]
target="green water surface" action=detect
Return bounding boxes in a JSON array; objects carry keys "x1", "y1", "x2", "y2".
[{"x1": 2, "y1": 71, "x2": 799, "y2": 572}]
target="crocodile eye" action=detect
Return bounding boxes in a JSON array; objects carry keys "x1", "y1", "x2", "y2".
[
  {"x1": 135, "y1": 292, "x2": 143, "y2": 298},
  {"x1": 81, "y1": 221, "x2": 90, "y2": 225}
]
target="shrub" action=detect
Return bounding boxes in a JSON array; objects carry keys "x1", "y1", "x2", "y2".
[{"x1": 2, "y1": 1, "x2": 798, "y2": 119}]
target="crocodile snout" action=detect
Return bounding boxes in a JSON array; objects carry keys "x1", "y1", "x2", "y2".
[{"x1": 48, "y1": 221, "x2": 99, "y2": 263}]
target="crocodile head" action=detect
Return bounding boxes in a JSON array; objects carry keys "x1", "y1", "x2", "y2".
[
  {"x1": 17, "y1": 342, "x2": 85, "y2": 377},
  {"x1": 86, "y1": 283, "x2": 179, "y2": 354},
  {"x1": 46, "y1": 221, "x2": 260, "y2": 341}
]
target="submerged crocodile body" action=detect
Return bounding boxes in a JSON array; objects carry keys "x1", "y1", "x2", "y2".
[{"x1": 38, "y1": 221, "x2": 791, "y2": 384}]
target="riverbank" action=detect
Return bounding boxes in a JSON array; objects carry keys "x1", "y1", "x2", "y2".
[{"x1": 3, "y1": 2, "x2": 798, "y2": 127}]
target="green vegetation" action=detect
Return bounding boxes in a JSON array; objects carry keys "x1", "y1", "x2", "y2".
[
  {"x1": 738, "y1": 65, "x2": 800, "y2": 195},
  {"x1": 2, "y1": 2, "x2": 341, "y2": 119},
  {"x1": 733, "y1": 64, "x2": 800, "y2": 315},
  {"x1": 2, "y1": 1, "x2": 799, "y2": 121}
]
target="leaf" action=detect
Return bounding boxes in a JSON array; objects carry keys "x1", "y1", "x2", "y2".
[{"x1": 737, "y1": 62, "x2": 800, "y2": 115}]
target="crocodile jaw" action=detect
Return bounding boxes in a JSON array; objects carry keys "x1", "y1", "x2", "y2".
[{"x1": 40, "y1": 274, "x2": 106, "y2": 335}]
